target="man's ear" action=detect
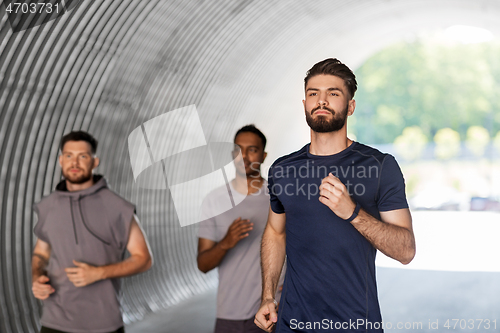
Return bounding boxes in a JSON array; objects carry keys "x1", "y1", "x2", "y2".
[
  {"x1": 59, "y1": 154, "x2": 63, "y2": 168},
  {"x1": 92, "y1": 156, "x2": 100, "y2": 170},
  {"x1": 302, "y1": 99, "x2": 306, "y2": 108},
  {"x1": 348, "y1": 99, "x2": 356, "y2": 116},
  {"x1": 263, "y1": 152, "x2": 268, "y2": 163}
]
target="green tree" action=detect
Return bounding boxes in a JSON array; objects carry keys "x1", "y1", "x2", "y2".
[
  {"x1": 434, "y1": 128, "x2": 461, "y2": 160},
  {"x1": 394, "y1": 126, "x2": 428, "y2": 161},
  {"x1": 352, "y1": 37, "x2": 500, "y2": 144},
  {"x1": 466, "y1": 126, "x2": 490, "y2": 157}
]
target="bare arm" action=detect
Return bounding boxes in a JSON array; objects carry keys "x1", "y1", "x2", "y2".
[
  {"x1": 351, "y1": 208, "x2": 415, "y2": 264},
  {"x1": 32, "y1": 239, "x2": 55, "y2": 300},
  {"x1": 65, "y1": 217, "x2": 153, "y2": 287},
  {"x1": 197, "y1": 238, "x2": 226, "y2": 273},
  {"x1": 255, "y1": 207, "x2": 286, "y2": 333},
  {"x1": 197, "y1": 217, "x2": 253, "y2": 273},
  {"x1": 319, "y1": 174, "x2": 416, "y2": 264}
]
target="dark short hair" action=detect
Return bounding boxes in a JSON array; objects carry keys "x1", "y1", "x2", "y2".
[
  {"x1": 60, "y1": 131, "x2": 98, "y2": 155},
  {"x1": 304, "y1": 58, "x2": 357, "y2": 99},
  {"x1": 234, "y1": 124, "x2": 267, "y2": 150}
]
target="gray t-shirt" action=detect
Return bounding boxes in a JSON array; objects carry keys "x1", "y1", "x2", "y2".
[{"x1": 198, "y1": 180, "x2": 270, "y2": 320}]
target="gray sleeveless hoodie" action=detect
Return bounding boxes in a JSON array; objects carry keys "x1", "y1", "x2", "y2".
[{"x1": 34, "y1": 175, "x2": 135, "y2": 333}]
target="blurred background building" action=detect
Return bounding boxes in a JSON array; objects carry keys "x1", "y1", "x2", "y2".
[{"x1": 1, "y1": 1, "x2": 499, "y2": 332}]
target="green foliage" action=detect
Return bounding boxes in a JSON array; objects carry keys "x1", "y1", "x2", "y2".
[
  {"x1": 351, "y1": 37, "x2": 500, "y2": 144},
  {"x1": 466, "y1": 126, "x2": 490, "y2": 157},
  {"x1": 434, "y1": 128, "x2": 461, "y2": 160},
  {"x1": 394, "y1": 126, "x2": 428, "y2": 161}
]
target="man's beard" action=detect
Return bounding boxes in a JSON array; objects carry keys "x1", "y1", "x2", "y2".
[
  {"x1": 305, "y1": 104, "x2": 348, "y2": 133},
  {"x1": 62, "y1": 168, "x2": 93, "y2": 184},
  {"x1": 235, "y1": 161, "x2": 261, "y2": 178}
]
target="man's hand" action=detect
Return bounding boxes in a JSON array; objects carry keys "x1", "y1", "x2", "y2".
[
  {"x1": 255, "y1": 299, "x2": 278, "y2": 332},
  {"x1": 65, "y1": 260, "x2": 104, "y2": 287},
  {"x1": 32, "y1": 275, "x2": 55, "y2": 300},
  {"x1": 32, "y1": 240, "x2": 53, "y2": 299},
  {"x1": 319, "y1": 173, "x2": 356, "y2": 219},
  {"x1": 218, "y1": 217, "x2": 253, "y2": 250}
]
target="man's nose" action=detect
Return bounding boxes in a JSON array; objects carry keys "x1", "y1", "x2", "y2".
[{"x1": 318, "y1": 93, "x2": 328, "y2": 106}]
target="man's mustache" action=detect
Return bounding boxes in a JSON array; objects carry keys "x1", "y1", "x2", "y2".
[{"x1": 311, "y1": 106, "x2": 334, "y2": 114}]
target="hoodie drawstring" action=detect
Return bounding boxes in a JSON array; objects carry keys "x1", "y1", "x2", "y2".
[
  {"x1": 69, "y1": 198, "x2": 79, "y2": 245},
  {"x1": 78, "y1": 199, "x2": 111, "y2": 246}
]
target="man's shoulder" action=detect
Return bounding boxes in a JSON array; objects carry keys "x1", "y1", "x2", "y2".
[
  {"x1": 270, "y1": 145, "x2": 309, "y2": 169},
  {"x1": 350, "y1": 142, "x2": 394, "y2": 165},
  {"x1": 207, "y1": 183, "x2": 233, "y2": 199},
  {"x1": 201, "y1": 183, "x2": 234, "y2": 208},
  {"x1": 95, "y1": 188, "x2": 135, "y2": 210},
  {"x1": 34, "y1": 191, "x2": 59, "y2": 213}
]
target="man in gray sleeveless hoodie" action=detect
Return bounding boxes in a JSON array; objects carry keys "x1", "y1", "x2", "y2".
[{"x1": 31, "y1": 131, "x2": 152, "y2": 333}]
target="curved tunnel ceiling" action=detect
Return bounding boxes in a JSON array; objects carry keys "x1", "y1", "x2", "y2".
[{"x1": 1, "y1": 1, "x2": 500, "y2": 332}]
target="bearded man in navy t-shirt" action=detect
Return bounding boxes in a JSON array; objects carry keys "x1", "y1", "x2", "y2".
[{"x1": 254, "y1": 58, "x2": 416, "y2": 333}]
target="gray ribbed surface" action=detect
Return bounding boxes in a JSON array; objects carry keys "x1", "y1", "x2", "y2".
[{"x1": 1, "y1": 1, "x2": 500, "y2": 332}]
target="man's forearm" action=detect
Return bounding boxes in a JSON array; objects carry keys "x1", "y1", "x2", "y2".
[
  {"x1": 351, "y1": 209, "x2": 415, "y2": 264},
  {"x1": 98, "y1": 253, "x2": 152, "y2": 280},
  {"x1": 32, "y1": 253, "x2": 49, "y2": 279},
  {"x1": 197, "y1": 243, "x2": 229, "y2": 273},
  {"x1": 261, "y1": 224, "x2": 286, "y2": 302}
]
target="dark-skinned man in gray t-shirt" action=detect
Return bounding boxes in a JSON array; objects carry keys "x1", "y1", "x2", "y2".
[{"x1": 198, "y1": 125, "x2": 283, "y2": 333}]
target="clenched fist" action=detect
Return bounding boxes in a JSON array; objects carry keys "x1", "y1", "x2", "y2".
[
  {"x1": 32, "y1": 275, "x2": 55, "y2": 300},
  {"x1": 254, "y1": 299, "x2": 278, "y2": 332},
  {"x1": 319, "y1": 173, "x2": 356, "y2": 220}
]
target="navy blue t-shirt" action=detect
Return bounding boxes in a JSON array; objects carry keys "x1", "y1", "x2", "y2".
[{"x1": 268, "y1": 142, "x2": 408, "y2": 333}]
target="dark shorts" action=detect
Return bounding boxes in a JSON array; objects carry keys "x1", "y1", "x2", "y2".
[
  {"x1": 40, "y1": 326, "x2": 125, "y2": 333},
  {"x1": 215, "y1": 317, "x2": 267, "y2": 333}
]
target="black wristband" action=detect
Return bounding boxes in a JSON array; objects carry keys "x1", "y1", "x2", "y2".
[{"x1": 344, "y1": 202, "x2": 361, "y2": 222}]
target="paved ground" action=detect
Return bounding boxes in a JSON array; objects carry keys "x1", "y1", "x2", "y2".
[
  {"x1": 126, "y1": 269, "x2": 500, "y2": 333},
  {"x1": 377, "y1": 268, "x2": 500, "y2": 332},
  {"x1": 126, "y1": 288, "x2": 217, "y2": 333}
]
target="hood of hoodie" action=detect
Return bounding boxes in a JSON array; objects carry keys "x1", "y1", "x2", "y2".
[{"x1": 55, "y1": 174, "x2": 108, "y2": 198}]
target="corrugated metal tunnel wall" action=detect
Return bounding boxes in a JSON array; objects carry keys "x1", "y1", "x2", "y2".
[{"x1": 1, "y1": 1, "x2": 500, "y2": 332}]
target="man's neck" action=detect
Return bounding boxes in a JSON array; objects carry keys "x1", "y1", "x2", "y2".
[
  {"x1": 232, "y1": 174, "x2": 264, "y2": 195},
  {"x1": 309, "y1": 128, "x2": 352, "y2": 156},
  {"x1": 66, "y1": 178, "x2": 94, "y2": 192}
]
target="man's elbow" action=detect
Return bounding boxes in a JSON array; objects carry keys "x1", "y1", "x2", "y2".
[
  {"x1": 138, "y1": 252, "x2": 153, "y2": 273},
  {"x1": 400, "y1": 246, "x2": 416, "y2": 265},
  {"x1": 198, "y1": 265, "x2": 210, "y2": 274},
  {"x1": 197, "y1": 258, "x2": 211, "y2": 274}
]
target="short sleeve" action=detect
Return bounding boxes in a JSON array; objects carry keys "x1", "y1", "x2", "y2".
[
  {"x1": 197, "y1": 196, "x2": 218, "y2": 241},
  {"x1": 377, "y1": 155, "x2": 409, "y2": 212},
  {"x1": 268, "y1": 164, "x2": 285, "y2": 214}
]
